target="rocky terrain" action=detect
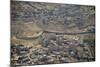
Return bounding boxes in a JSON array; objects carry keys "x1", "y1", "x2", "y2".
[{"x1": 11, "y1": 1, "x2": 95, "y2": 66}]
